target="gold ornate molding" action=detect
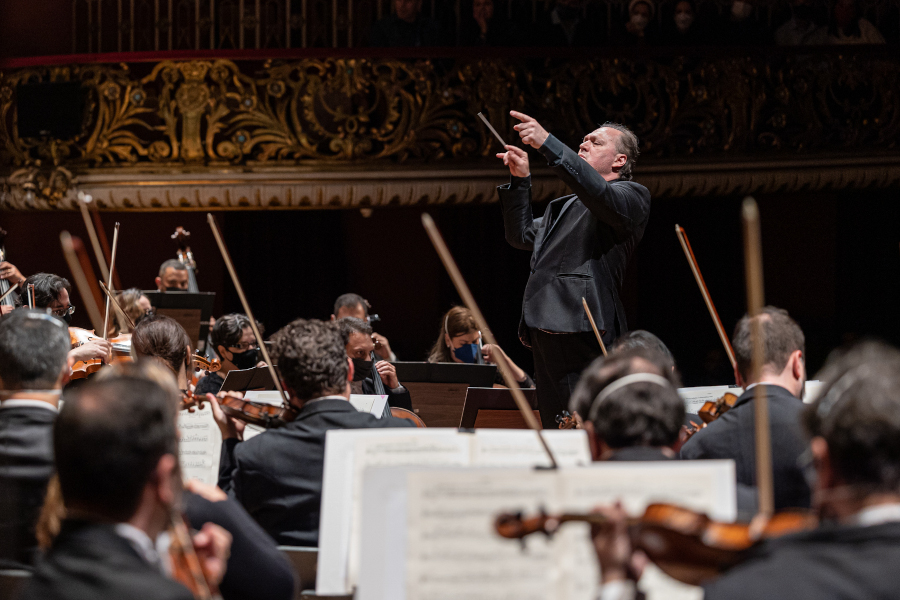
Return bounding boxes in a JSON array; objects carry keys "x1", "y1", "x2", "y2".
[{"x1": 1, "y1": 52, "x2": 899, "y2": 210}]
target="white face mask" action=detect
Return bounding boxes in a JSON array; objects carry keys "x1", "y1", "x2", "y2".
[
  {"x1": 630, "y1": 13, "x2": 649, "y2": 29},
  {"x1": 731, "y1": 0, "x2": 753, "y2": 19},
  {"x1": 675, "y1": 12, "x2": 694, "y2": 30}
]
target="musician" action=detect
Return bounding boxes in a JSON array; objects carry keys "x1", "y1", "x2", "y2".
[
  {"x1": 592, "y1": 341, "x2": 900, "y2": 600},
  {"x1": 337, "y1": 317, "x2": 413, "y2": 411},
  {"x1": 212, "y1": 318, "x2": 416, "y2": 546},
  {"x1": 21, "y1": 273, "x2": 112, "y2": 366},
  {"x1": 131, "y1": 313, "x2": 193, "y2": 391},
  {"x1": 105, "y1": 288, "x2": 153, "y2": 339},
  {"x1": 569, "y1": 348, "x2": 683, "y2": 462},
  {"x1": 156, "y1": 259, "x2": 190, "y2": 292},
  {"x1": 0, "y1": 259, "x2": 25, "y2": 315},
  {"x1": 330, "y1": 292, "x2": 395, "y2": 361},
  {"x1": 19, "y1": 373, "x2": 232, "y2": 600},
  {"x1": 497, "y1": 112, "x2": 650, "y2": 428},
  {"x1": 195, "y1": 314, "x2": 264, "y2": 396},
  {"x1": 679, "y1": 307, "x2": 811, "y2": 510},
  {"x1": 427, "y1": 306, "x2": 534, "y2": 387},
  {"x1": 0, "y1": 310, "x2": 73, "y2": 569}
]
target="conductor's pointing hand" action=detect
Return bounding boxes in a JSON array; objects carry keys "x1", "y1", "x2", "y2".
[
  {"x1": 511, "y1": 111, "x2": 549, "y2": 149},
  {"x1": 496, "y1": 145, "x2": 530, "y2": 178}
]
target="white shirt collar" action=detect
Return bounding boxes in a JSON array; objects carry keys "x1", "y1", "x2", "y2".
[
  {"x1": 853, "y1": 503, "x2": 900, "y2": 527},
  {"x1": 0, "y1": 399, "x2": 58, "y2": 413},
  {"x1": 114, "y1": 523, "x2": 163, "y2": 569}
]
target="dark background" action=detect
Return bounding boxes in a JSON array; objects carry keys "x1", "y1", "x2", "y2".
[{"x1": 3, "y1": 183, "x2": 898, "y2": 387}]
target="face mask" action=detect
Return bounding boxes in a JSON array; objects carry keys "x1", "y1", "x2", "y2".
[
  {"x1": 453, "y1": 343, "x2": 480, "y2": 364},
  {"x1": 675, "y1": 12, "x2": 693, "y2": 30},
  {"x1": 731, "y1": 0, "x2": 752, "y2": 19},
  {"x1": 230, "y1": 347, "x2": 259, "y2": 370},
  {"x1": 61, "y1": 312, "x2": 73, "y2": 325},
  {"x1": 352, "y1": 358, "x2": 373, "y2": 381},
  {"x1": 630, "y1": 14, "x2": 649, "y2": 29}
]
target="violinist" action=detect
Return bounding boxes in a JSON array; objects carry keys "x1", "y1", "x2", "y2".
[
  {"x1": 21, "y1": 273, "x2": 112, "y2": 366},
  {"x1": 194, "y1": 314, "x2": 264, "y2": 396},
  {"x1": 568, "y1": 348, "x2": 684, "y2": 462},
  {"x1": 156, "y1": 259, "x2": 190, "y2": 293},
  {"x1": 0, "y1": 259, "x2": 25, "y2": 315},
  {"x1": 0, "y1": 309, "x2": 73, "y2": 569},
  {"x1": 212, "y1": 318, "x2": 416, "y2": 547},
  {"x1": 330, "y1": 293, "x2": 395, "y2": 361},
  {"x1": 591, "y1": 341, "x2": 900, "y2": 600},
  {"x1": 18, "y1": 372, "x2": 232, "y2": 600},
  {"x1": 104, "y1": 288, "x2": 152, "y2": 339},
  {"x1": 427, "y1": 306, "x2": 534, "y2": 387},
  {"x1": 131, "y1": 313, "x2": 194, "y2": 391},
  {"x1": 679, "y1": 307, "x2": 811, "y2": 511},
  {"x1": 337, "y1": 316, "x2": 413, "y2": 411}
]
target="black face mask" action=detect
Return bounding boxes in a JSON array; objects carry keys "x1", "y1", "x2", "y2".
[
  {"x1": 230, "y1": 347, "x2": 259, "y2": 370},
  {"x1": 352, "y1": 358, "x2": 373, "y2": 381},
  {"x1": 61, "y1": 312, "x2": 73, "y2": 325}
]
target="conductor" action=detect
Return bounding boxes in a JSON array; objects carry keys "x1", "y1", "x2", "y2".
[{"x1": 497, "y1": 111, "x2": 651, "y2": 428}]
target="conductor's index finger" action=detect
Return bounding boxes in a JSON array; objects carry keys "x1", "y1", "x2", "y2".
[
  {"x1": 509, "y1": 110, "x2": 533, "y2": 123},
  {"x1": 504, "y1": 144, "x2": 526, "y2": 155}
]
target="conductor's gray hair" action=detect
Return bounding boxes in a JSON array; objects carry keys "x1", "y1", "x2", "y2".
[{"x1": 600, "y1": 122, "x2": 639, "y2": 181}]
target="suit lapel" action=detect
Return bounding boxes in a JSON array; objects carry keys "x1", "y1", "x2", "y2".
[{"x1": 536, "y1": 196, "x2": 576, "y2": 255}]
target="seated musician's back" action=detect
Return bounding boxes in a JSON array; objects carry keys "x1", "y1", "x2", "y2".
[
  {"x1": 212, "y1": 318, "x2": 416, "y2": 547},
  {"x1": 704, "y1": 341, "x2": 900, "y2": 599},
  {"x1": 679, "y1": 307, "x2": 811, "y2": 510}
]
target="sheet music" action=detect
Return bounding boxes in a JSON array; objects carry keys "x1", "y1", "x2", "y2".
[
  {"x1": 404, "y1": 468, "x2": 561, "y2": 600},
  {"x1": 677, "y1": 385, "x2": 741, "y2": 414},
  {"x1": 367, "y1": 462, "x2": 734, "y2": 600},
  {"x1": 349, "y1": 394, "x2": 389, "y2": 416},
  {"x1": 176, "y1": 405, "x2": 222, "y2": 485},
  {"x1": 470, "y1": 429, "x2": 591, "y2": 467}
]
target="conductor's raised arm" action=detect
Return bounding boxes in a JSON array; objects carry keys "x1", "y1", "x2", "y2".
[{"x1": 496, "y1": 143, "x2": 543, "y2": 251}]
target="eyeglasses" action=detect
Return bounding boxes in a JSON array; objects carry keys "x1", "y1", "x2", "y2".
[
  {"x1": 51, "y1": 305, "x2": 75, "y2": 318},
  {"x1": 229, "y1": 341, "x2": 259, "y2": 352}
]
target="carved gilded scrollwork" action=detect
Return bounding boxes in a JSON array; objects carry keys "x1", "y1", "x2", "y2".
[{"x1": 1, "y1": 50, "x2": 899, "y2": 210}]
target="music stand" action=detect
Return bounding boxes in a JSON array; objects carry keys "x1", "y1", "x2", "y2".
[
  {"x1": 143, "y1": 291, "x2": 215, "y2": 352},
  {"x1": 220, "y1": 366, "x2": 277, "y2": 393},
  {"x1": 393, "y1": 362, "x2": 497, "y2": 427},
  {"x1": 459, "y1": 387, "x2": 539, "y2": 429}
]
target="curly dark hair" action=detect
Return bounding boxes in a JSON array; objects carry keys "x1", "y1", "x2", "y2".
[
  {"x1": 131, "y1": 313, "x2": 192, "y2": 377},
  {"x1": 270, "y1": 318, "x2": 348, "y2": 402},
  {"x1": 21, "y1": 273, "x2": 70, "y2": 309}
]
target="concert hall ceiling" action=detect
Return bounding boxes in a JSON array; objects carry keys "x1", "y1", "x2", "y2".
[{"x1": 1, "y1": 50, "x2": 899, "y2": 210}]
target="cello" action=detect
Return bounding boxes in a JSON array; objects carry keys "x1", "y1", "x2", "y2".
[
  {"x1": 0, "y1": 228, "x2": 21, "y2": 310},
  {"x1": 367, "y1": 344, "x2": 427, "y2": 427},
  {"x1": 172, "y1": 227, "x2": 200, "y2": 293}
]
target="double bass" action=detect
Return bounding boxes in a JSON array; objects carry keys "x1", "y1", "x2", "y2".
[
  {"x1": 0, "y1": 228, "x2": 20, "y2": 309},
  {"x1": 368, "y1": 345, "x2": 428, "y2": 427},
  {"x1": 172, "y1": 227, "x2": 200, "y2": 293}
]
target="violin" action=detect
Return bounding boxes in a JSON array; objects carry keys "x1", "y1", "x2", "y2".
[
  {"x1": 390, "y1": 407, "x2": 427, "y2": 427},
  {"x1": 556, "y1": 410, "x2": 580, "y2": 430},
  {"x1": 495, "y1": 505, "x2": 817, "y2": 586},
  {"x1": 173, "y1": 227, "x2": 200, "y2": 293},
  {"x1": 212, "y1": 392, "x2": 298, "y2": 428},
  {"x1": 698, "y1": 391, "x2": 739, "y2": 424},
  {"x1": 69, "y1": 327, "x2": 107, "y2": 380},
  {"x1": 168, "y1": 512, "x2": 221, "y2": 600}
]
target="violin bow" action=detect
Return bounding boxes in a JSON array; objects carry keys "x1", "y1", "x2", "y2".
[
  {"x1": 207, "y1": 214, "x2": 289, "y2": 402},
  {"x1": 422, "y1": 213, "x2": 558, "y2": 468},
  {"x1": 27, "y1": 284, "x2": 34, "y2": 309},
  {"x1": 0, "y1": 282, "x2": 20, "y2": 305},
  {"x1": 741, "y1": 199, "x2": 775, "y2": 520},
  {"x1": 60, "y1": 232, "x2": 106, "y2": 334},
  {"x1": 581, "y1": 297, "x2": 608, "y2": 357},
  {"x1": 675, "y1": 225, "x2": 738, "y2": 370},
  {"x1": 76, "y1": 193, "x2": 110, "y2": 284},
  {"x1": 99, "y1": 281, "x2": 136, "y2": 331},
  {"x1": 102, "y1": 223, "x2": 123, "y2": 339}
]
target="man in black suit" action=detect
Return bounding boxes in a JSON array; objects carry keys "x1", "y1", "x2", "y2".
[
  {"x1": 593, "y1": 341, "x2": 900, "y2": 600},
  {"x1": 497, "y1": 111, "x2": 651, "y2": 428},
  {"x1": 20, "y1": 373, "x2": 231, "y2": 600},
  {"x1": 336, "y1": 317, "x2": 413, "y2": 411},
  {"x1": 570, "y1": 347, "x2": 684, "y2": 462},
  {"x1": 0, "y1": 309, "x2": 72, "y2": 569},
  {"x1": 679, "y1": 306, "x2": 811, "y2": 511},
  {"x1": 212, "y1": 318, "x2": 415, "y2": 547}
]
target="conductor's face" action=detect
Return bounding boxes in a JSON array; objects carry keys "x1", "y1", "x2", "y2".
[{"x1": 578, "y1": 127, "x2": 628, "y2": 180}]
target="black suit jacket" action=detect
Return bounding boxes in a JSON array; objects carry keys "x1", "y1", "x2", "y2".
[
  {"x1": 704, "y1": 521, "x2": 900, "y2": 599},
  {"x1": 19, "y1": 520, "x2": 193, "y2": 600},
  {"x1": 218, "y1": 398, "x2": 416, "y2": 547},
  {"x1": 0, "y1": 404, "x2": 56, "y2": 569},
  {"x1": 360, "y1": 377, "x2": 413, "y2": 411},
  {"x1": 679, "y1": 384, "x2": 811, "y2": 510},
  {"x1": 499, "y1": 134, "x2": 651, "y2": 346},
  {"x1": 184, "y1": 490, "x2": 295, "y2": 600}
]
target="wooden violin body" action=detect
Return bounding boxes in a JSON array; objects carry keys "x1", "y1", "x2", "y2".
[
  {"x1": 218, "y1": 394, "x2": 298, "y2": 429},
  {"x1": 698, "y1": 392, "x2": 739, "y2": 424},
  {"x1": 495, "y1": 504, "x2": 816, "y2": 586},
  {"x1": 69, "y1": 327, "x2": 105, "y2": 380},
  {"x1": 390, "y1": 407, "x2": 427, "y2": 427}
]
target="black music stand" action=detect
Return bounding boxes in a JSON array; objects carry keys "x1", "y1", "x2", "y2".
[
  {"x1": 459, "y1": 387, "x2": 539, "y2": 429},
  {"x1": 143, "y1": 291, "x2": 215, "y2": 352},
  {"x1": 393, "y1": 362, "x2": 497, "y2": 427},
  {"x1": 220, "y1": 366, "x2": 276, "y2": 392}
]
